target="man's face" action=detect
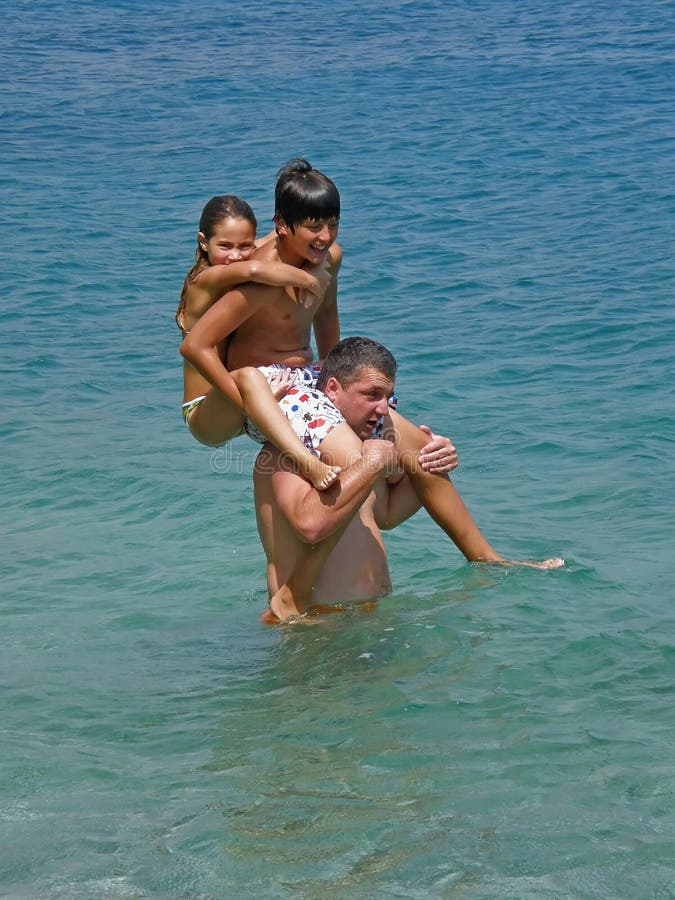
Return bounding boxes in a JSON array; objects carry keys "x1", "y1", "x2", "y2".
[
  {"x1": 278, "y1": 217, "x2": 339, "y2": 266},
  {"x1": 325, "y1": 367, "x2": 395, "y2": 440}
]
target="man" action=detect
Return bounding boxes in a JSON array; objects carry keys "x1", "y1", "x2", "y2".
[{"x1": 256, "y1": 338, "x2": 564, "y2": 624}]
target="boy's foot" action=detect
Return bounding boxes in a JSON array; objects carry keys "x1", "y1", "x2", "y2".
[
  {"x1": 312, "y1": 463, "x2": 341, "y2": 491},
  {"x1": 523, "y1": 557, "x2": 565, "y2": 569},
  {"x1": 301, "y1": 458, "x2": 341, "y2": 491},
  {"x1": 478, "y1": 557, "x2": 565, "y2": 570}
]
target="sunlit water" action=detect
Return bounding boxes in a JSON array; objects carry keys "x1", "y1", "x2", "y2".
[{"x1": 2, "y1": 1, "x2": 674, "y2": 896}]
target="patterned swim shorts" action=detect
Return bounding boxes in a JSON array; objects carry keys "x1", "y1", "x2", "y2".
[{"x1": 244, "y1": 365, "x2": 344, "y2": 455}]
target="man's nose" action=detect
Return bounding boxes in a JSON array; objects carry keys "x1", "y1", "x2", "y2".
[{"x1": 375, "y1": 397, "x2": 390, "y2": 416}]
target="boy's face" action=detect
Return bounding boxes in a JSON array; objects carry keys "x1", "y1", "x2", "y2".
[
  {"x1": 277, "y1": 217, "x2": 339, "y2": 266},
  {"x1": 323, "y1": 367, "x2": 395, "y2": 440}
]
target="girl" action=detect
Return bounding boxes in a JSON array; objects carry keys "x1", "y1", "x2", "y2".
[{"x1": 177, "y1": 195, "x2": 340, "y2": 491}]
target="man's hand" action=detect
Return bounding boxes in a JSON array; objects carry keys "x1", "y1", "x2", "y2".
[{"x1": 417, "y1": 425, "x2": 458, "y2": 474}]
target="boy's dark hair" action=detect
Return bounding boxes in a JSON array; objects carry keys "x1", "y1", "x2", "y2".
[
  {"x1": 316, "y1": 337, "x2": 397, "y2": 391},
  {"x1": 274, "y1": 158, "x2": 340, "y2": 231}
]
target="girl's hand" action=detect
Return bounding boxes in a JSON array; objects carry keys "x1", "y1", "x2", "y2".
[
  {"x1": 298, "y1": 258, "x2": 332, "y2": 308},
  {"x1": 417, "y1": 425, "x2": 458, "y2": 474}
]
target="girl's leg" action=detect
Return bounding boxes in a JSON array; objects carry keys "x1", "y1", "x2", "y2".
[
  {"x1": 385, "y1": 409, "x2": 503, "y2": 561},
  {"x1": 232, "y1": 367, "x2": 340, "y2": 492},
  {"x1": 185, "y1": 390, "x2": 246, "y2": 447}
]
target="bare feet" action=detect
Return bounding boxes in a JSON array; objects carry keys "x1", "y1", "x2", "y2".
[
  {"x1": 477, "y1": 557, "x2": 565, "y2": 570},
  {"x1": 303, "y1": 457, "x2": 341, "y2": 492},
  {"x1": 522, "y1": 557, "x2": 565, "y2": 570}
]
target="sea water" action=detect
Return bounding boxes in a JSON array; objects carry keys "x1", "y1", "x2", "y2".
[{"x1": 2, "y1": 1, "x2": 674, "y2": 897}]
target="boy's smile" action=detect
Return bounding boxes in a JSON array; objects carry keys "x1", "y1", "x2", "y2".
[{"x1": 278, "y1": 217, "x2": 339, "y2": 266}]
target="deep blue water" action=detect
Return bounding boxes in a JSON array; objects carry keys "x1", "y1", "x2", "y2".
[{"x1": 2, "y1": 1, "x2": 674, "y2": 897}]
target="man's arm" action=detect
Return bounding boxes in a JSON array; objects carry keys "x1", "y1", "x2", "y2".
[
  {"x1": 271, "y1": 434, "x2": 395, "y2": 545},
  {"x1": 312, "y1": 243, "x2": 342, "y2": 359},
  {"x1": 179, "y1": 284, "x2": 269, "y2": 409}
]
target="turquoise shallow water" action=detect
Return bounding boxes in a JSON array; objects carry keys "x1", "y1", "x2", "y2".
[{"x1": 2, "y1": 1, "x2": 675, "y2": 897}]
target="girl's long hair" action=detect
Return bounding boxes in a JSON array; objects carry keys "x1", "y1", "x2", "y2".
[{"x1": 175, "y1": 195, "x2": 257, "y2": 332}]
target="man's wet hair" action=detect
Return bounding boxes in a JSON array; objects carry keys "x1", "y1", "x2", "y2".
[
  {"x1": 316, "y1": 337, "x2": 397, "y2": 391},
  {"x1": 275, "y1": 158, "x2": 340, "y2": 231}
]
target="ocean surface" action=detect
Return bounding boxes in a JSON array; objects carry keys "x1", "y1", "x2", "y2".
[{"x1": 2, "y1": 1, "x2": 674, "y2": 897}]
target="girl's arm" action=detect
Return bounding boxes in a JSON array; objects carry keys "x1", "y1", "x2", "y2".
[
  {"x1": 180, "y1": 260, "x2": 326, "y2": 333},
  {"x1": 312, "y1": 243, "x2": 342, "y2": 359},
  {"x1": 180, "y1": 285, "x2": 268, "y2": 409},
  {"x1": 197, "y1": 259, "x2": 322, "y2": 301}
]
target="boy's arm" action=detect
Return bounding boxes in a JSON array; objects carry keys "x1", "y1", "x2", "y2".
[
  {"x1": 272, "y1": 437, "x2": 394, "y2": 544},
  {"x1": 180, "y1": 284, "x2": 268, "y2": 409},
  {"x1": 373, "y1": 470, "x2": 422, "y2": 531},
  {"x1": 312, "y1": 243, "x2": 342, "y2": 359}
]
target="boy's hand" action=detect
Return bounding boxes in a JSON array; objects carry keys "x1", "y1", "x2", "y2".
[{"x1": 417, "y1": 425, "x2": 458, "y2": 474}]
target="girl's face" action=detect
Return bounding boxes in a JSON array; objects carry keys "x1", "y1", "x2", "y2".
[{"x1": 200, "y1": 217, "x2": 256, "y2": 266}]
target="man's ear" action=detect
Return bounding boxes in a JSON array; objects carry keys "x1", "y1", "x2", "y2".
[{"x1": 322, "y1": 376, "x2": 341, "y2": 402}]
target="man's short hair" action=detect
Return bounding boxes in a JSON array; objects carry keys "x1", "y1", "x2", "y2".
[
  {"x1": 316, "y1": 337, "x2": 397, "y2": 391},
  {"x1": 275, "y1": 158, "x2": 340, "y2": 230}
]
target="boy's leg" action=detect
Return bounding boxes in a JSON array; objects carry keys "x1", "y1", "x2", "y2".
[
  {"x1": 233, "y1": 366, "x2": 340, "y2": 491},
  {"x1": 384, "y1": 409, "x2": 503, "y2": 562}
]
